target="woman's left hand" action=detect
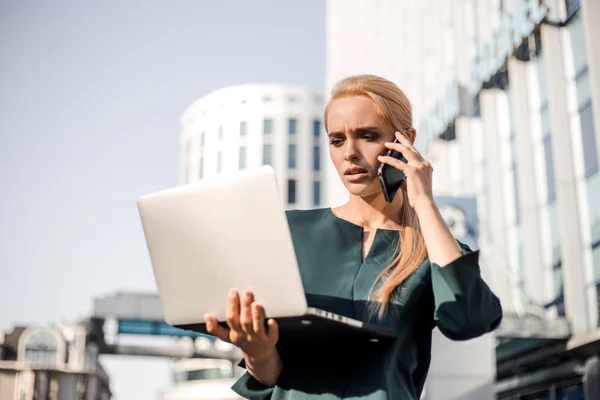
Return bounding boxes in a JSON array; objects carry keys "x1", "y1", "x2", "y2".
[{"x1": 377, "y1": 130, "x2": 434, "y2": 210}]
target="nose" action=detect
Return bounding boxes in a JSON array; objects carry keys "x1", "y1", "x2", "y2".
[{"x1": 344, "y1": 139, "x2": 360, "y2": 163}]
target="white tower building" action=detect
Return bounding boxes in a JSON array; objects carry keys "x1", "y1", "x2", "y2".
[
  {"x1": 171, "y1": 83, "x2": 325, "y2": 399},
  {"x1": 179, "y1": 83, "x2": 326, "y2": 210}
]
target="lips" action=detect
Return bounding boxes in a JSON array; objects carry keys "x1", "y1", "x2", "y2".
[
  {"x1": 344, "y1": 167, "x2": 368, "y2": 175},
  {"x1": 344, "y1": 166, "x2": 369, "y2": 183}
]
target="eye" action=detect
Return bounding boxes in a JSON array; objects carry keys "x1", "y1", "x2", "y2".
[
  {"x1": 362, "y1": 133, "x2": 379, "y2": 142},
  {"x1": 329, "y1": 137, "x2": 344, "y2": 147}
]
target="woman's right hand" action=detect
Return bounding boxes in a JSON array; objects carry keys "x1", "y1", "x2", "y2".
[{"x1": 204, "y1": 289, "x2": 279, "y2": 363}]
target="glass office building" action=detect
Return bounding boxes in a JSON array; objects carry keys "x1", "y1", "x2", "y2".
[{"x1": 327, "y1": 0, "x2": 600, "y2": 397}]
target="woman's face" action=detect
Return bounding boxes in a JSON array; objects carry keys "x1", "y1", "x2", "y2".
[{"x1": 326, "y1": 95, "x2": 396, "y2": 198}]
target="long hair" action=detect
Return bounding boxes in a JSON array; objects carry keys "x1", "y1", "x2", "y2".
[{"x1": 324, "y1": 75, "x2": 428, "y2": 318}]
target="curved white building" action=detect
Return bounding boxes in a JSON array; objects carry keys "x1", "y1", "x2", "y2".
[
  {"x1": 161, "y1": 359, "x2": 241, "y2": 400},
  {"x1": 180, "y1": 83, "x2": 326, "y2": 209}
]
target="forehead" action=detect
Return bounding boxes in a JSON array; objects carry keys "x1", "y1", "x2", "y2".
[{"x1": 326, "y1": 96, "x2": 385, "y2": 132}]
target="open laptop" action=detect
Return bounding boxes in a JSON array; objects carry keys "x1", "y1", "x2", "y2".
[{"x1": 137, "y1": 165, "x2": 396, "y2": 343}]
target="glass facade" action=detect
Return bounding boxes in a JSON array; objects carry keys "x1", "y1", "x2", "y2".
[{"x1": 531, "y1": 43, "x2": 563, "y2": 308}]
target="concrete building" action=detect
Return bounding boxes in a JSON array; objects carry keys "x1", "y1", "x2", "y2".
[
  {"x1": 326, "y1": 0, "x2": 599, "y2": 398},
  {"x1": 0, "y1": 324, "x2": 111, "y2": 400},
  {"x1": 179, "y1": 83, "x2": 326, "y2": 210}
]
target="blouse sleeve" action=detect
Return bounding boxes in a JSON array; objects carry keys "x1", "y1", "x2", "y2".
[
  {"x1": 230, "y1": 359, "x2": 274, "y2": 400},
  {"x1": 430, "y1": 241, "x2": 503, "y2": 341}
]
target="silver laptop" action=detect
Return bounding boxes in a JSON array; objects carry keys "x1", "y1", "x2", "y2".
[{"x1": 137, "y1": 166, "x2": 395, "y2": 343}]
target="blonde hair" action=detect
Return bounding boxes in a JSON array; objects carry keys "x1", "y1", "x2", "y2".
[{"x1": 324, "y1": 75, "x2": 428, "y2": 318}]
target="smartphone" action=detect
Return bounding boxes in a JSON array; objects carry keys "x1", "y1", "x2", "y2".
[{"x1": 377, "y1": 139, "x2": 408, "y2": 203}]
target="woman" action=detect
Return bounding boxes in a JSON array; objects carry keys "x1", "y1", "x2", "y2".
[{"x1": 205, "y1": 75, "x2": 503, "y2": 399}]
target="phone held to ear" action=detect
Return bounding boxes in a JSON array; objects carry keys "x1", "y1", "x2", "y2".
[{"x1": 377, "y1": 138, "x2": 408, "y2": 203}]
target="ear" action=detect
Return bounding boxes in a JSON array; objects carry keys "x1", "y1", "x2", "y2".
[{"x1": 406, "y1": 128, "x2": 417, "y2": 145}]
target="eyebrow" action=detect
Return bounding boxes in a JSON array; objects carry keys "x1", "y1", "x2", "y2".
[{"x1": 327, "y1": 126, "x2": 381, "y2": 137}]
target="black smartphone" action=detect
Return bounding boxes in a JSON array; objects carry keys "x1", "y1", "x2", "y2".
[{"x1": 377, "y1": 139, "x2": 408, "y2": 203}]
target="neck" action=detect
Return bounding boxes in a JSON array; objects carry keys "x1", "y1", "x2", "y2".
[{"x1": 342, "y1": 191, "x2": 404, "y2": 230}]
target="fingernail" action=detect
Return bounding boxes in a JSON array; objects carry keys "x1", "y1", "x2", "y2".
[{"x1": 230, "y1": 289, "x2": 237, "y2": 298}]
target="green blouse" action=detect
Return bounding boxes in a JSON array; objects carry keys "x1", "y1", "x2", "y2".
[{"x1": 231, "y1": 208, "x2": 502, "y2": 399}]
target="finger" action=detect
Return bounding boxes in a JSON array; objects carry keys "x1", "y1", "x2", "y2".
[
  {"x1": 266, "y1": 318, "x2": 279, "y2": 342},
  {"x1": 378, "y1": 155, "x2": 408, "y2": 171},
  {"x1": 205, "y1": 314, "x2": 230, "y2": 342},
  {"x1": 240, "y1": 290, "x2": 254, "y2": 335},
  {"x1": 383, "y1": 141, "x2": 415, "y2": 162},
  {"x1": 226, "y1": 289, "x2": 242, "y2": 332},
  {"x1": 395, "y1": 131, "x2": 422, "y2": 158},
  {"x1": 384, "y1": 140, "x2": 419, "y2": 164},
  {"x1": 395, "y1": 130, "x2": 417, "y2": 150},
  {"x1": 252, "y1": 303, "x2": 266, "y2": 338}
]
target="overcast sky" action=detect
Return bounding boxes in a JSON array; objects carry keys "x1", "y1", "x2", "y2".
[{"x1": 0, "y1": 1, "x2": 325, "y2": 398}]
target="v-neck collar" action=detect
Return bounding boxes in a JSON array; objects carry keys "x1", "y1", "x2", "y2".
[{"x1": 326, "y1": 208, "x2": 400, "y2": 264}]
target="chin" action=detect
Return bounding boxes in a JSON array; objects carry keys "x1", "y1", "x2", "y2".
[{"x1": 344, "y1": 181, "x2": 381, "y2": 198}]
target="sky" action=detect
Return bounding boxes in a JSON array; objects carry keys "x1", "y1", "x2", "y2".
[{"x1": 0, "y1": 1, "x2": 325, "y2": 398}]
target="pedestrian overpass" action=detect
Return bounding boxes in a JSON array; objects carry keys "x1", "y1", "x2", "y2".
[{"x1": 89, "y1": 291, "x2": 571, "y2": 361}]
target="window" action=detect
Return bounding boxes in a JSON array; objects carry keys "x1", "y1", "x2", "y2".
[
  {"x1": 288, "y1": 144, "x2": 296, "y2": 169},
  {"x1": 199, "y1": 156, "x2": 204, "y2": 179},
  {"x1": 288, "y1": 118, "x2": 297, "y2": 135},
  {"x1": 588, "y1": 172, "x2": 600, "y2": 242},
  {"x1": 565, "y1": 0, "x2": 581, "y2": 19},
  {"x1": 313, "y1": 120, "x2": 321, "y2": 138},
  {"x1": 313, "y1": 146, "x2": 320, "y2": 171},
  {"x1": 287, "y1": 180, "x2": 296, "y2": 204},
  {"x1": 556, "y1": 382, "x2": 584, "y2": 400},
  {"x1": 217, "y1": 151, "x2": 222, "y2": 173},
  {"x1": 592, "y1": 243, "x2": 600, "y2": 282},
  {"x1": 218, "y1": 126, "x2": 223, "y2": 141},
  {"x1": 262, "y1": 144, "x2": 273, "y2": 166},
  {"x1": 513, "y1": 164, "x2": 520, "y2": 223},
  {"x1": 175, "y1": 367, "x2": 234, "y2": 382},
  {"x1": 313, "y1": 181, "x2": 320, "y2": 206},
  {"x1": 580, "y1": 103, "x2": 598, "y2": 178},
  {"x1": 24, "y1": 331, "x2": 59, "y2": 368},
  {"x1": 263, "y1": 119, "x2": 273, "y2": 135},
  {"x1": 240, "y1": 121, "x2": 247, "y2": 137},
  {"x1": 549, "y1": 201, "x2": 562, "y2": 264},
  {"x1": 544, "y1": 136, "x2": 556, "y2": 203},
  {"x1": 540, "y1": 103, "x2": 551, "y2": 137},
  {"x1": 188, "y1": 367, "x2": 234, "y2": 380},
  {"x1": 239, "y1": 147, "x2": 247, "y2": 169}
]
